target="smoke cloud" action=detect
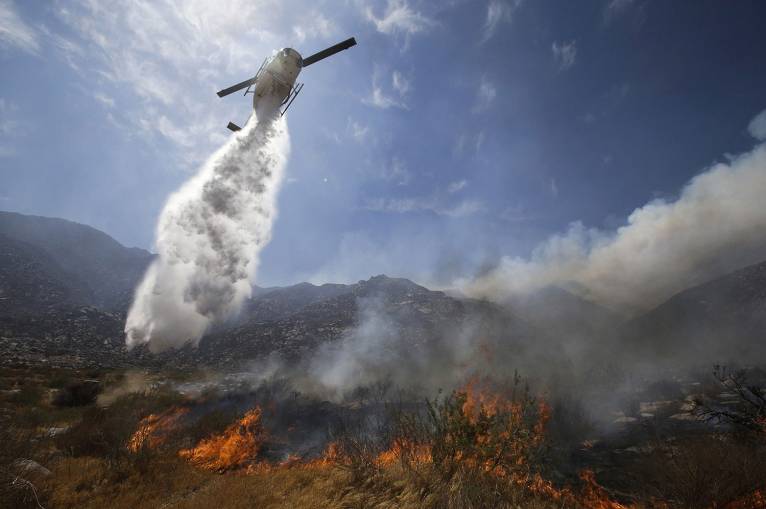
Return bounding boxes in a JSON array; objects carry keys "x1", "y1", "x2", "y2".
[
  {"x1": 280, "y1": 295, "x2": 538, "y2": 401},
  {"x1": 465, "y1": 139, "x2": 766, "y2": 314},
  {"x1": 126, "y1": 100, "x2": 289, "y2": 352}
]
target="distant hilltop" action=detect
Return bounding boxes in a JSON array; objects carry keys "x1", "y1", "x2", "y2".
[{"x1": 1, "y1": 210, "x2": 765, "y2": 372}]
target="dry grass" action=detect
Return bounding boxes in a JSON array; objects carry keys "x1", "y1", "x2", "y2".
[
  {"x1": 46, "y1": 456, "x2": 202, "y2": 509},
  {"x1": 37, "y1": 375, "x2": 571, "y2": 509},
  {"x1": 44, "y1": 456, "x2": 565, "y2": 509}
]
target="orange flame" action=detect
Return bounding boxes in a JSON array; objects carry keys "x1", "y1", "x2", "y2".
[
  {"x1": 457, "y1": 379, "x2": 549, "y2": 475},
  {"x1": 126, "y1": 387, "x2": 637, "y2": 509},
  {"x1": 369, "y1": 380, "x2": 630, "y2": 508},
  {"x1": 577, "y1": 470, "x2": 632, "y2": 509},
  {"x1": 310, "y1": 441, "x2": 345, "y2": 467},
  {"x1": 127, "y1": 407, "x2": 189, "y2": 453},
  {"x1": 376, "y1": 438, "x2": 432, "y2": 466},
  {"x1": 506, "y1": 470, "x2": 633, "y2": 509},
  {"x1": 179, "y1": 407, "x2": 265, "y2": 471},
  {"x1": 245, "y1": 441, "x2": 346, "y2": 473},
  {"x1": 460, "y1": 376, "x2": 521, "y2": 422},
  {"x1": 293, "y1": 442, "x2": 347, "y2": 470}
]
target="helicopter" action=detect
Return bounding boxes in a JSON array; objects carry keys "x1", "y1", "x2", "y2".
[{"x1": 216, "y1": 37, "x2": 357, "y2": 131}]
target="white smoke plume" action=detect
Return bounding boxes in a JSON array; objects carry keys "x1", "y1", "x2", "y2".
[
  {"x1": 285, "y1": 296, "x2": 511, "y2": 400},
  {"x1": 125, "y1": 101, "x2": 289, "y2": 352},
  {"x1": 465, "y1": 138, "x2": 766, "y2": 314}
]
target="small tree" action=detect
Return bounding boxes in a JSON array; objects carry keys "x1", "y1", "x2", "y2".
[{"x1": 693, "y1": 365, "x2": 766, "y2": 434}]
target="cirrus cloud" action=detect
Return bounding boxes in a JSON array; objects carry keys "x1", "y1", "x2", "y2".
[{"x1": 0, "y1": 0, "x2": 39, "y2": 54}]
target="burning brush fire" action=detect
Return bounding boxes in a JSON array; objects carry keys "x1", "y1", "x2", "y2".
[
  {"x1": 127, "y1": 406, "x2": 190, "y2": 453},
  {"x1": 123, "y1": 380, "x2": 641, "y2": 508},
  {"x1": 179, "y1": 408, "x2": 266, "y2": 472}
]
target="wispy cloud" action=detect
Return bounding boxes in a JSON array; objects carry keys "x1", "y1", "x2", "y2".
[
  {"x1": 0, "y1": 98, "x2": 16, "y2": 134},
  {"x1": 381, "y1": 157, "x2": 412, "y2": 185},
  {"x1": 366, "y1": 196, "x2": 484, "y2": 217},
  {"x1": 549, "y1": 177, "x2": 559, "y2": 198},
  {"x1": 94, "y1": 92, "x2": 115, "y2": 108},
  {"x1": 604, "y1": 0, "x2": 634, "y2": 22},
  {"x1": 472, "y1": 75, "x2": 496, "y2": 113},
  {"x1": 38, "y1": 24, "x2": 84, "y2": 71},
  {"x1": 447, "y1": 179, "x2": 468, "y2": 194},
  {"x1": 347, "y1": 118, "x2": 370, "y2": 143},
  {"x1": 0, "y1": 0, "x2": 39, "y2": 54},
  {"x1": 552, "y1": 40, "x2": 577, "y2": 71},
  {"x1": 454, "y1": 131, "x2": 485, "y2": 156},
  {"x1": 603, "y1": 0, "x2": 646, "y2": 28},
  {"x1": 142, "y1": 114, "x2": 196, "y2": 148},
  {"x1": 364, "y1": 68, "x2": 410, "y2": 109},
  {"x1": 292, "y1": 12, "x2": 336, "y2": 44},
  {"x1": 365, "y1": 0, "x2": 435, "y2": 37},
  {"x1": 47, "y1": 0, "x2": 344, "y2": 168},
  {"x1": 0, "y1": 97, "x2": 27, "y2": 157},
  {"x1": 481, "y1": 0, "x2": 522, "y2": 43},
  {"x1": 392, "y1": 70, "x2": 411, "y2": 96},
  {"x1": 365, "y1": 179, "x2": 485, "y2": 217},
  {"x1": 366, "y1": 86, "x2": 407, "y2": 109},
  {"x1": 499, "y1": 204, "x2": 535, "y2": 223}
]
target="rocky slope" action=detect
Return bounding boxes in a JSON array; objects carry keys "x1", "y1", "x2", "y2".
[
  {"x1": 2, "y1": 211, "x2": 765, "y2": 372},
  {"x1": 0, "y1": 212, "x2": 537, "y2": 369},
  {"x1": 0, "y1": 211, "x2": 153, "y2": 311},
  {"x1": 195, "y1": 275, "x2": 538, "y2": 365},
  {"x1": 0, "y1": 233, "x2": 93, "y2": 314}
]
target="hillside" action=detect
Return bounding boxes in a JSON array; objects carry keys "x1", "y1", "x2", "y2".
[
  {"x1": 622, "y1": 259, "x2": 766, "y2": 362},
  {"x1": 0, "y1": 211, "x2": 153, "y2": 311},
  {"x1": 0, "y1": 233, "x2": 93, "y2": 313},
  {"x1": 0, "y1": 212, "x2": 545, "y2": 370},
  {"x1": 2, "y1": 211, "x2": 766, "y2": 373}
]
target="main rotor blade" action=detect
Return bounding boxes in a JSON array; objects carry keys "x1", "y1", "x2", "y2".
[
  {"x1": 302, "y1": 37, "x2": 357, "y2": 67},
  {"x1": 217, "y1": 76, "x2": 257, "y2": 98}
]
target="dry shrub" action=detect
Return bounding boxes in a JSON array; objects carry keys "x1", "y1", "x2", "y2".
[
  {"x1": 334, "y1": 431, "x2": 385, "y2": 484},
  {"x1": 0, "y1": 426, "x2": 48, "y2": 509},
  {"x1": 636, "y1": 434, "x2": 766, "y2": 508},
  {"x1": 546, "y1": 396, "x2": 594, "y2": 448},
  {"x1": 7, "y1": 383, "x2": 45, "y2": 407},
  {"x1": 52, "y1": 380, "x2": 102, "y2": 407},
  {"x1": 46, "y1": 456, "x2": 205, "y2": 509},
  {"x1": 329, "y1": 403, "x2": 392, "y2": 484},
  {"x1": 330, "y1": 376, "x2": 560, "y2": 509},
  {"x1": 694, "y1": 365, "x2": 766, "y2": 434},
  {"x1": 185, "y1": 408, "x2": 242, "y2": 444},
  {"x1": 408, "y1": 381, "x2": 551, "y2": 508},
  {"x1": 55, "y1": 387, "x2": 185, "y2": 476}
]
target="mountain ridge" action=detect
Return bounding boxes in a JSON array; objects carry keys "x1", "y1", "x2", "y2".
[
  {"x1": 0, "y1": 210, "x2": 764, "y2": 371},
  {"x1": 0, "y1": 211, "x2": 153, "y2": 310}
]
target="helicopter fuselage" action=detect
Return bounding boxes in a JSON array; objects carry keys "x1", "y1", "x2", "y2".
[
  {"x1": 216, "y1": 38, "x2": 356, "y2": 129},
  {"x1": 252, "y1": 48, "x2": 303, "y2": 112}
]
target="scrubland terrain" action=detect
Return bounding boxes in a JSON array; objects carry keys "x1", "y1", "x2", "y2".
[
  {"x1": 2, "y1": 365, "x2": 765, "y2": 509},
  {"x1": 3, "y1": 214, "x2": 766, "y2": 508}
]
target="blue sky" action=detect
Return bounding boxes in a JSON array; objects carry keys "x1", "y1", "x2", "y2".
[{"x1": 1, "y1": 0, "x2": 766, "y2": 287}]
